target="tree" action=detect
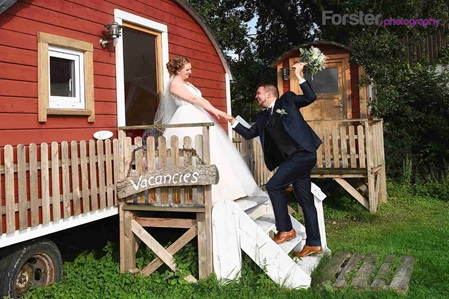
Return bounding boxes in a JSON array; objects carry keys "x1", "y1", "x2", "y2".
[
  {"x1": 187, "y1": 0, "x2": 254, "y2": 56},
  {"x1": 187, "y1": 0, "x2": 321, "y2": 119},
  {"x1": 188, "y1": 0, "x2": 449, "y2": 179},
  {"x1": 317, "y1": 0, "x2": 449, "y2": 178}
]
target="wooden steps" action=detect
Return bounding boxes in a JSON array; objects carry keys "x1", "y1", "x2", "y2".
[{"x1": 212, "y1": 183, "x2": 328, "y2": 289}]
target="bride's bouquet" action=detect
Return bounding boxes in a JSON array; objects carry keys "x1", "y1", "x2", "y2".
[{"x1": 299, "y1": 46, "x2": 326, "y2": 77}]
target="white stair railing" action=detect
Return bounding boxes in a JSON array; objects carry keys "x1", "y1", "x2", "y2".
[{"x1": 212, "y1": 183, "x2": 328, "y2": 288}]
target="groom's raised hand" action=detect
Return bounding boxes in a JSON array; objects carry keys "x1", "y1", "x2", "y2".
[{"x1": 292, "y1": 62, "x2": 305, "y2": 81}]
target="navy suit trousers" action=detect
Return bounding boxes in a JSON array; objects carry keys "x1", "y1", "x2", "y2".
[{"x1": 265, "y1": 150, "x2": 321, "y2": 246}]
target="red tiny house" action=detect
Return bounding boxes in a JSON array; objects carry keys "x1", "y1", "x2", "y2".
[
  {"x1": 0, "y1": 0, "x2": 231, "y2": 146},
  {"x1": 0, "y1": 1, "x2": 232, "y2": 296},
  {"x1": 273, "y1": 42, "x2": 370, "y2": 121},
  {"x1": 269, "y1": 41, "x2": 387, "y2": 216}
]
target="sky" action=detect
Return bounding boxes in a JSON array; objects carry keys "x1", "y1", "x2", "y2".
[
  {"x1": 247, "y1": 15, "x2": 258, "y2": 35},
  {"x1": 227, "y1": 15, "x2": 258, "y2": 59}
]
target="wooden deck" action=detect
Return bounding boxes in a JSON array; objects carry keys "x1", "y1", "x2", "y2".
[
  {"x1": 116, "y1": 124, "x2": 215, "y2": 281},
  {"x1": 0, "y1": 123, "x2": 215, "y2": 281},
  {"x1": 232, "y1": 118, "x2": 387, "y2": 213},
  {"x1": 0, "y1": 118, "x2": 387, "y2": 287},
  {"x1": 0, "y1": 117, "x2": 387, "y2": 243}
]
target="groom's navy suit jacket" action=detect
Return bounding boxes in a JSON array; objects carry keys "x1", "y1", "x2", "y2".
[{"x1": 234, "y1": 81, "x2": 322, "y2": 171}]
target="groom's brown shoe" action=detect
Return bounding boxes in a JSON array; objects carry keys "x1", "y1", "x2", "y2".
[
  {"x1": 293, "y1": 245, "x2": 322, "y2": 258},
  {"x1": 273, "y1": 229, "x2": 296, "y2": 244}
]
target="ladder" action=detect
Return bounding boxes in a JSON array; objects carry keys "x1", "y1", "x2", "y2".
[{"x1": 212, "y1": 183, "x2": 328, "y2": 288}]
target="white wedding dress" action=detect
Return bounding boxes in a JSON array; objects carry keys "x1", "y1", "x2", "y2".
[{"x1": 162, "y1": 82, "x2": 265, "y2": 205}]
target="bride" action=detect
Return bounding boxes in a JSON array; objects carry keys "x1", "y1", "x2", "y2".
[{"x1": 154, "y1": 57, "x2": 265, "y2": 204}]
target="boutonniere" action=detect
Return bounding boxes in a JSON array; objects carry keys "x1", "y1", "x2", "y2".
[{"x1": 276, "y1": 109, "x2": 288, "y2": 116}]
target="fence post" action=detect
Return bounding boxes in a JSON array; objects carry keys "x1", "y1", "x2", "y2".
[{"x1": 197, "y1": 125, "x2": 213, "y2": 278}]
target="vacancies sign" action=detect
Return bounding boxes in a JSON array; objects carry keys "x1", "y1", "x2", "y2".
[{"x1": 116, "y1": 165, "x2": 219, "y2": 199}]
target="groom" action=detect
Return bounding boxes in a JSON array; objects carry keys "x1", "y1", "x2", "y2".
[{"x1": 228, "y1": 62, "x2": 323, "y2": 257}]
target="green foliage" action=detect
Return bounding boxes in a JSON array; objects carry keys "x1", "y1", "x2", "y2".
[
  {"x1": 376, "y1": 63, "x2": 449, "y2": 177},
  {"x1": 189, "y1": 0, "x2": 449, "y2": 180},
  {"x1": 229, "y1": 49, "x2": 276, "y2": 120},
  {"x1": 318, "y1": 0, "x2": 449, "y2": 179},
  {"x1": 412, "y1": 182, "x2": 449, "y2": 202},
  {"x1": 22, "y1": 180, "x2": 449, "y2": 298},
  {"x1": 187, "y1": 0, "x2": 321, "y2": 119},
  {"x1": 187, "y1": 0, "x2": 254, "y2": 55}
]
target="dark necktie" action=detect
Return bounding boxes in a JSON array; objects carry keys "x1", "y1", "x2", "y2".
[{"x1": 266, "y1": 107, "x2": 273, "y2": 124}]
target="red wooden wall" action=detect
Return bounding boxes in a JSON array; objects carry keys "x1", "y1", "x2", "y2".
[{"x1": 0, "y1": 0, "x2": 227, "y2": 146}]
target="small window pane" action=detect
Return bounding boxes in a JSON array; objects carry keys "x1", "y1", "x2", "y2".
[
  {"x1": 305, "y1": 68, "x2": 339, "y2": 94},
  {"x1": 50, "y1": 57, "x2": 75, "y2": 97}
]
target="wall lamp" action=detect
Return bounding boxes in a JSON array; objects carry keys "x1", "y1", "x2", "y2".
[
  {"x1": 99, "y1": 22, "x2": 123, "y2": 49},
  {"x1": 282, "y1": 67, "x2": 290, "y2": 81}
]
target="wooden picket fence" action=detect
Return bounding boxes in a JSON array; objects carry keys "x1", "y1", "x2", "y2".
[
  {"x1": 0, "y1": 140, "x2": 119, "y2": 235},
  {"x1": 0, "y1": 118, "x2": 387, "y2": 239},
  {"x1": 0, "y1": 123, "x2": 215, "y2": 281},
  {"x1": 232, "y1": 118, "x2": 387, "y2": 213},
  {"x1": 116, "y1": 129, "x2": 211, "y2": 207}
]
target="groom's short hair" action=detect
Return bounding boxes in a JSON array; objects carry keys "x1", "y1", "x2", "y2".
[{"x1": 259, "y1": 84, "x2": 279, "y2": 98}]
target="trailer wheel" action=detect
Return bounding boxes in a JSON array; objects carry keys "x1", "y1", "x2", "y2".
[{"x1": 0, "y1": 239, "x2": 63, "y2": 298}]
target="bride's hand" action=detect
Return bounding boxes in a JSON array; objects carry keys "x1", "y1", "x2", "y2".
[
  {"x1": 213, "y1": 110, "x2": 222, "y2": 119},
  {"x1": 215, "y1": 110, "x2": 229, "y2": 120},
  {"x1": 222, "y1": 113, "x2": 233, "y2": 121},
  {"x1": 218, "y1": 111, "x2": 233, "y2": 121}
]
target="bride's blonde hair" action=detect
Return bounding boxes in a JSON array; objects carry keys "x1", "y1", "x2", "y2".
[{"x1": 167, "y1": 57, "x2": 190, "y2": 75}]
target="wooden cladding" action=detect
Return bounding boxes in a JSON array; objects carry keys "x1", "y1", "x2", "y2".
[{"x1": 402, "y1": 24, "x2": 449, "y2": 64}]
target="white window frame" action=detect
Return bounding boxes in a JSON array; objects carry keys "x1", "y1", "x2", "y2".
[
  {"x1": 48, "y1": 46, "x2": 85, "y2": 109},
  {"x1": 38, "y1": 32, "x2": 95, "y2": 122}
]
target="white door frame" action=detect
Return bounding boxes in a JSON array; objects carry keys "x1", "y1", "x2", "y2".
[{"x1": 114, "y1": 9, "x2": 170, "y2": 127}]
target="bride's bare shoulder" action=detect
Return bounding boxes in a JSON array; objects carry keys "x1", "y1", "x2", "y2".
[
  {"x1": 183, "y1": 82, "x2": 200, "y2": 93},
  {"x1": 169, "y1": 78, "x2": 184, "y2": 91}
]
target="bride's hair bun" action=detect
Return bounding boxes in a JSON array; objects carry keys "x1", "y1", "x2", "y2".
[{"x1": 167, "y1": 57, "x2": 190, "y2": 75}]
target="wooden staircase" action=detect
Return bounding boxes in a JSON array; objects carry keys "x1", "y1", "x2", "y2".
[{"x1": 212, "y1": 183, "x2": 328, "y2": 289}]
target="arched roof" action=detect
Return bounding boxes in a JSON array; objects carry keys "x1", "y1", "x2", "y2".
[
  {"x1": 1, "y1": 0, "x2": 233, "y2": 79},
  {"x1": 0, "y1": 0, "x2": 17, "y2": 15},
  {"x1": 175, "y1": 0, "x2": 232, "y2": 79},
  {"x1": 272, "y1": 41, "x2": 353, "y2": 68}
]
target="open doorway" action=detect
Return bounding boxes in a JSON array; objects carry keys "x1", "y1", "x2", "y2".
[{"x1": 122, "y1": 23, "x2": 163, "y2": 138}]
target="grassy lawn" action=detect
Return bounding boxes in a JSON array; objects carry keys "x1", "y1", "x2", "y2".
[
  {"x1": 316, "y1": 182, "x2": 449, "y2": 298},
  {"x1": 23, "y1": 182, "x2": 449, "y2": 299}
]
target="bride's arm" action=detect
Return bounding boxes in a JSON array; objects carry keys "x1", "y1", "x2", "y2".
[{"x1": 170, "y1": 80, "x2": 226, "y2": 118}]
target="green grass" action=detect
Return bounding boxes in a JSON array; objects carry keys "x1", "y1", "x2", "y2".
[{"x1": 23, "y1": 181, "x2": 449, "y2": 299}]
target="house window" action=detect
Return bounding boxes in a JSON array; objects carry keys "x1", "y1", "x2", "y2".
[
  {"x1": 49, "y1": 46, "x2": 85, "y2": 109},
  {"x1": 305, "y1": 67, "x2": 339, "y2": 94},
  {"x1": 38, "y1": 32, "x2": 95, "y2": 122}
]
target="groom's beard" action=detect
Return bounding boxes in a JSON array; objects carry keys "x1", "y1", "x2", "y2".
[{"x1": 257, "y1": 97, "x2": 268, "y2": 108}]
